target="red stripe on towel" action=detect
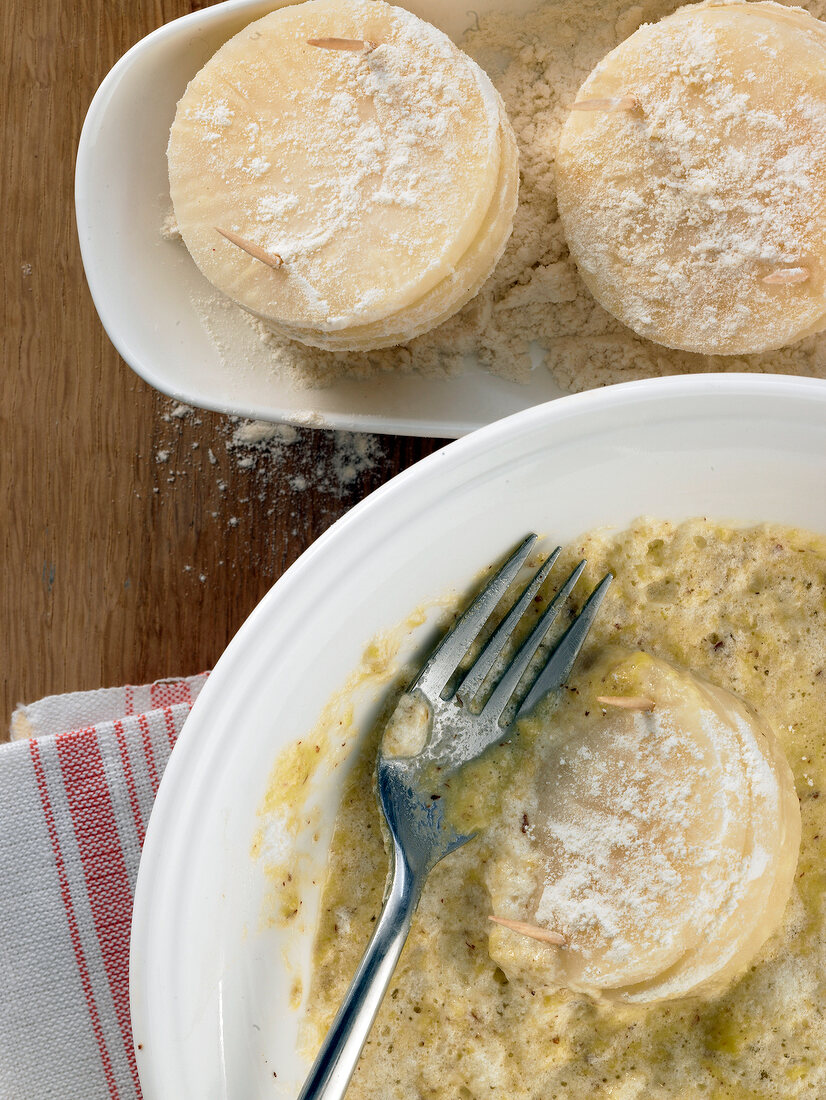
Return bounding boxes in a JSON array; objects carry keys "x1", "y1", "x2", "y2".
[
  {"x1": 55, "y1": 729, "x2": 142, "y2": 1096},
  {"x1": 137, "y1": 714, "x2": 159, "y2": 798},
  {"x1": 162, "y1": 706, "x2": 178, "y2": 750},
  {"x1": 29, "y1": 738, "x2": 121, "y2": 1100},
  {"x1": 113, "y1": 720, "x2": 145, "y2": 848},
  {"x1": 150, "y1": 680, "x2": 192, "y2": 709}
]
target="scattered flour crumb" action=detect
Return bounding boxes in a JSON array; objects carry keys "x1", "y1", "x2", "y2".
[
  {"x1": 232, "y1": 420, "x2": 298, "y2": 446},
  {"x1": 225, "y1": 417, "x2": 383, "y2": 491},
  {"x1": 149, "y1": 399, "x2": 391, "y2": 582},
  {"x1": 161, "y1": 209, "x2": 181, "y2": 242}
]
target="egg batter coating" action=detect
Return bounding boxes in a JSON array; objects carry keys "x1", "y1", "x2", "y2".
[{"x1": 301, "y1": 520, "x2": 826, "y2": 1099}]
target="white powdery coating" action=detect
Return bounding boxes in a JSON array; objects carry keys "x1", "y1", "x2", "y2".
[
  {"x1": 193, "y1": 99, "x2": 234, "y2": 130},
  {"x1": 236, "y1": 155, "x2": 271, "y2": 178},
  {"x1": 534, "y1": 707, "x2": 737, "y2": 974},
  {"x1": 257, "y1": 193, "x2": 299, "y2": 223}
]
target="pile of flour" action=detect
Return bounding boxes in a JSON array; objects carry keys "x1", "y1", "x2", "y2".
[{"x1": 199, "y1": 0, "x2": 826, "y2": 391}]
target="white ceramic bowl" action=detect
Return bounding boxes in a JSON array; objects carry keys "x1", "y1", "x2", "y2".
[
  {"x1": 75, "y1": 0, "x2": 561, "y2": 438},
  {"x1": 131, "y1": 373, "x2": 826, "y2": 1099}
]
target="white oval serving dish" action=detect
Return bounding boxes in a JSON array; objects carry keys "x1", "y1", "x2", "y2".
[{"x1": 75, "y1": 0, "x2": 560, "y2": 438}]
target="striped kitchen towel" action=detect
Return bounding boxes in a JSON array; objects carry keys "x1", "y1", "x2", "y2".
[{"x1": 0, "y1": 675, "x2": 208, "y2": 1100}]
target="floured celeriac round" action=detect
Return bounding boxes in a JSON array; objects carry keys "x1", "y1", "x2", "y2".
[
  {"x1": 485, "y1": 651, "x2": 801, "y2": 1003},
  {"x1": 167, "y1": 0, "x2": 518, "y2": 351},
  {"x1": 555, "y1": 1, "x2": 826, "y2": 355}
]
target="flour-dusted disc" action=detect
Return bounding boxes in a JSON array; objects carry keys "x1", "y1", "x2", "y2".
[
  {"x1": 556, "y1": 2, "x2": 826, "y2": 355},
  {"x1": 168, "y1": 0, "x2": 506, "y2": 340}
]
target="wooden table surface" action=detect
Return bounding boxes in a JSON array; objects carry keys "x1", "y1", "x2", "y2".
[{"x1": 1, "y1": 0, "x2": 442, "y2": 734}]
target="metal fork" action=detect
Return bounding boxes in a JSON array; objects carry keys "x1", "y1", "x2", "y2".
[{"x1": 297, "y1": 534, "x2": 611, "y2": 1100}]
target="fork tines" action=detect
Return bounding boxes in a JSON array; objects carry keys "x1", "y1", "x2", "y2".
[
  {"x1": 412, "y1": 535, "x2": 611, "y2": 724},
  {"x1": 515, "y1": 571, "x2": 612, "y2": 718}
]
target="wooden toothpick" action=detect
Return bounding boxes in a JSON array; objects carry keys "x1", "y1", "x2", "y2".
[
  {"x1": 762, "y1": 267, "x2": 809, "y2": 286},
  {"x1": 215, "y1": 227, "x2": 282, "y2": 269},
  {"x1": 571, "y1": 94, "x2": 638, "y2": 113},
  {"x1": 596, "y1": 695, "x2": 655, "y2": 712},
  {"x1": 307, "y1": 37, "x2": 377, "y2": 53},
  {"x1": 489, "y1": 915, "x2": 567, "y2": 946}
]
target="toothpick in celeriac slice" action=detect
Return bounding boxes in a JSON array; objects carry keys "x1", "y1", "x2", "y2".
[
  {"x1": 489, "y1": 915, "x2": 567, "y2": 946},
  {"x1": 307, "y1": 37, "x2": 377, "y2": 53},
  {"x1": 215, "y1": 227, "x2": 283, "y2": 269},
  {"x1": 596, "y1": 695, "x2": 656, "y2": 711},
  {"x1": 571, "y1": 94, "x2": 638, "y2": 113},
  {"x1": 762, "y1": 267, "x2": 810, "y2": 285}
]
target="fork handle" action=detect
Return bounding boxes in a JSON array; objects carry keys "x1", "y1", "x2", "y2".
[{"x1": 296, "y1": 844, "x2": 422, "y2": 1100}]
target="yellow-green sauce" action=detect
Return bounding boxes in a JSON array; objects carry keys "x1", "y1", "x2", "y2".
[{"x1": 300, "y1": 519, "x2": 826, "y2": 1098}]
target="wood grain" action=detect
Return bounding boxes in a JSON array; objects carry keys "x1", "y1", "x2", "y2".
[{"x1": 0, "y1": 0, "x2": 443, "y2": 734}]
